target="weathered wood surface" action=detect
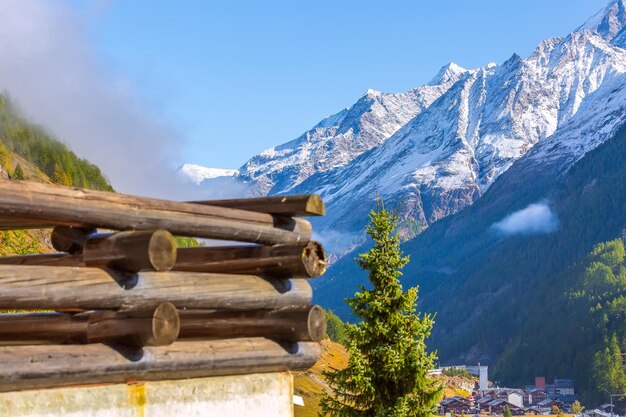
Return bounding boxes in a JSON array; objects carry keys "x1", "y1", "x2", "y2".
[
  {"x1": 0, "y1": 303, "x2": 180, "y2": 347},
  {"x1": 0, "y1": 179, "x2": 312, "y2": 244},
  {"x1": 0, "y1": 338, "x2": 321, "y2": 392},
  {"x1": 0, "y1": 240, "x2": 326, "y2": 278},
  {"x1": 0, "y1": 229, "x2": 178, "y2": 272},
  {"x1": 83, "y1": 229, "x2": 177, "y2": 272},
  {"x1": 175, "y1": 241, "x2": 326, "y2": 278},
  {"x1": 50, "y1": 226, "x2": 97, "y2": 254},
  {"x1": 87, "y1": 302, "x2": 180, "y2": 346},
  {"x1": 0, "y1": 265, "x2": 312, "y2": 310},
  {"x1": 191, "y1": 194, "x2": 326, "y2": 217},
  {"x1": 179, "y1": 305, "x2": 326, "y2": 342},
  {"x1": 0, "y1": 253, "x2": 83, "y2": 267}
]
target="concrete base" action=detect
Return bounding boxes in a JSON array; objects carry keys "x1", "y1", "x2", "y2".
[{"x1": 0, "y1": 372, "x2": 293, "y2": 417}]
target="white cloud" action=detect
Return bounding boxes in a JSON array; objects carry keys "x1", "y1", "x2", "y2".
[
  {"x1": 491, "y1": 201, "x2": 559, "y2": 236},
  {"x1": 0, "y1": 0, "x2": 194, "y2": 198}
]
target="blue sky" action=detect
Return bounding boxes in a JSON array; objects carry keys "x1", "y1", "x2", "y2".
[{"x1": 75, "y1": 0, "x2": 606, "y2": 169}]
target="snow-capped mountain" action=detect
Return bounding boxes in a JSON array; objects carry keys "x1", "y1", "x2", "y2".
[
  {"x1": 177, "y1": 164, "x2": 238, "y2": 185},
  {"x1": 236, "y1": 62, "x2": 468, "y2": 196},
  {"x1": 190, "y1": 0, "x2": 626, "y2": 252}
]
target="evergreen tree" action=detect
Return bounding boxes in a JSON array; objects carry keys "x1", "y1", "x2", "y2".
[
  {"x1": 319, "y1": 203, "x2": 443, "y2": 417},
  {"x1": 594, "y1": 334, "x2": 626, "y2": 394},
  {"x1": 12, "y1": 163, "x2": 25, "y2": 180},
  {"x1": 503, "y1": 404, "x2": 512, "y2": 417},
  {"x1": 325, "y1": 310, "x2": 348, "y2": 345}
]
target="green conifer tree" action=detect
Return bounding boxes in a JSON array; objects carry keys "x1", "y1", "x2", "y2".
[
  {"x1": 12, "y1": 163, "x2": 25, "y2": 180},
  {"x1": 325, "y1": 310, "x2": 348, "y2": 345},
  {"x1": 319, "y1": 203, "x2": 443, "y2": 417},
  {"x1": 503, "y1": 404, "x2": 512, "y2": 417}
]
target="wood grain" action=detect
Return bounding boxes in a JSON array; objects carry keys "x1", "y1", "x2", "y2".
[
  {"x1": 179, "y1": 305, "x2": 326, "y2": 342},
  {"x1": 191, "y1": 194, "x2": 326, "y2": 217},
  {"x1": 51, "y1": 226, "x2": 97, "y2": 254},
  {"x1": 0, "y1": 303, "x2": 180, "y2": 347},
  {"x1": 0, "y1": 338, "x2": 321, "y2": 392},
  {"x1": 0, "y1": 265, "x2": 312, "y2": 311},
  {"x1": 83, "y1": 229, "x2": 177, "y2": 272},
  {"x1": 175, "y1": 241, "x2": 326, "y2": 278},
  {"x1": 0, "y1": 179, "x2": 312, "y2": 244}
]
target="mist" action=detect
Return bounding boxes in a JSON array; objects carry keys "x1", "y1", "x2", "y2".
[
  {"x1": 0, "y1": 0, "x2": 196, "y2": 198},
  {"x1": 491, "y1": 201, "x2": 559, "y2": 236}
]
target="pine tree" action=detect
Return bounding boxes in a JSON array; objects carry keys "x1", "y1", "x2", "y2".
[
  {"x1": 12, "y1": 163, "x2": 25, "y2": 180},
  {"x1": 503, "y1": 405, "x2": 512, "y2": 417},
  {"x1": 325, "y1": 310, "x2": 348, "y2": 345},
  {"x1": 319, "y1": 203, "x2": 443, "y2": 417}
]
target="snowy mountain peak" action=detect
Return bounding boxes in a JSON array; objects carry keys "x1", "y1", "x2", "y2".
[
  {"x1": 177, "y1": 164, "x2": 238, "y2": 185},
  {"x1": 577, "y1": 0, "x2": 626, "y2": 40},
  {"x1": 428, "y1": 62, "x2": 468, "y2": 85},
  {"x1": 365, "y1": 88, "x2": 382, "y2": 98}
]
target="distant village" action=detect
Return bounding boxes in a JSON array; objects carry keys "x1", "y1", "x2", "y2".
[{"x1": 435, "y1": 367, "x2": 615, "y2": 417}]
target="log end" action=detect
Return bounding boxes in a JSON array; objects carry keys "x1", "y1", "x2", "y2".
[
  {"x1": 307, "y1": 305, "x2": 326, "y2": 343},
  {"x1": 305, "y1": 194, "x2": 326, "y2": 216},
  {"x1": 145, "y1": 302, "x2": 180, "y2": 346},
  {"x1": 303, "y1": 241, "x2": 327, "y2": 278},
  {"x1": 51, "y1": 226, "x2": 97, "y2": 254},
  {"x1": 148, "y1": 230, "x2": 177, "y2": 272}
]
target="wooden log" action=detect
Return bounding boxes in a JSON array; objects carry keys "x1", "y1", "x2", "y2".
[
  {"x1": 0, "y1": 303, "x2": 180, "y2": 347},
  {"x1": 0, "y1": 253, "x2": 82, "y2": 267},
  {"x1": 175, "y1": 241, "x2": 327, "y2": 278},
  {"x1": 0, "y1": 230, "x2": 178, "y2": 272},
  {"x1": 0, "y1": 265, "x2": 312, "y2": 311},
  {"x1": 83, "y1": 229, "x2": 177, "y2": 272},
  {"x1": 0, "y1": 179, "x2": 312, "y2": 245},
  {"x1": 179, "y1": 305, "x2": 326, "y2": 342},
  {"x1": 191, "y1": 194, "x2": 326, "y2": 217},
  {"x1": 0, "y1": 338, "x2": 321, "y2": 392},
  {"x1": 50, "y1": 225, "x2": 97, "y2": 254},
  {"x1": 87, "y1": 302, "x2": 180, "y2": 346}
]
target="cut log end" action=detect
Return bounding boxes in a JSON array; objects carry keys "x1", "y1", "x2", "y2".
[
  {"x1": 305, "y1": 194, "x2": 326, "y2": 216},
  {"x1": 303, "y1": 241, "x2": 327, "y2": 278},
  {"x1": 307, "y1": 305, "x2": 326, "y2": 343},
  {"x1": 84, "y1": 229, "x2": 177, "y2": 272},
  {"x1": 149, "y1": 302, "x2": 181, "y2": 346},
  {"x1": 148, "y1": 229, "x2": 177, "y2": 272}
]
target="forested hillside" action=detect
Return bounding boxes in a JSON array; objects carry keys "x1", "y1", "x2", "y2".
[
  {"x1": 496, "y1": 239, "x2": 626, "y2": 404},
  {"x1": 0, "y1": 94, "x2": 112, "y2": 191},
  {"x1": 0, "y1": 93, "x2": 113, "y2": 256}
]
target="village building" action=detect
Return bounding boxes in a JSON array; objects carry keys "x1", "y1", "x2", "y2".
[{"x1": 439, "y1": 396, "x2": 472, "y2": 415}]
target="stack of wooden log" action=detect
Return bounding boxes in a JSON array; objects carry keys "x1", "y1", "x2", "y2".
[{"x1": 0, "y1": 180, "x2": 327, "y2": 391}]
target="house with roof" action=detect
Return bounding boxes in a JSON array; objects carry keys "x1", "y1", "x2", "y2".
[
  {"x1": 526, "y1": 405, "x2": 553, "y2": 415},
  {"x1": 485, "y1": 398, "x2": 524, "y2": 415},
  {"x1": 585, "y1": 409, "x2": 612, "y2": 417},
  {"x1": 439, "y1": 396, "x2": 472, "y2": 415},
  {"x1": 554, "y1": 379, "x2": 575, "y2": 395},
  {"x1": 528, "y1": 388, "x2": 548, "y2": 405}
]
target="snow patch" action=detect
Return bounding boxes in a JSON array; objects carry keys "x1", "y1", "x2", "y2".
[{"x1": 177, "y1": 164, "x2": 238, "y2": 185}]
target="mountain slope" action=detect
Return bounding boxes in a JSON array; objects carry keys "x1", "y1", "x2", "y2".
[
  {"x1": 236, "y1": 63, "x2": 468, "y2": 197},
  {"x1": 0, "y1": 94, "x2": 113, "y2": 191},
  {"x1": 187, "y1": 0, "x2": 626, "y2": 257},
  {"x1": 298, "y1": 28, "x2": 626, "y2": 245}
]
